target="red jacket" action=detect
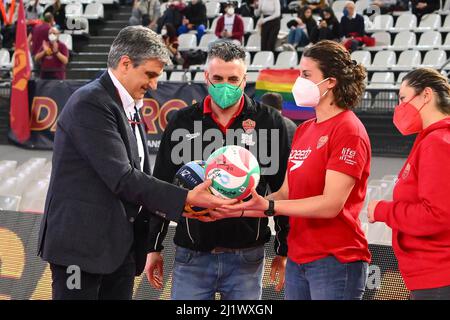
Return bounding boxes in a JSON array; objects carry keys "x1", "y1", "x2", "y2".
[
  {"x1": 374, "y1": 117, "x2": 450, "y2": 291},
  {"x1": 214, "y1": 14, "x2": 244, "y2": 44}
]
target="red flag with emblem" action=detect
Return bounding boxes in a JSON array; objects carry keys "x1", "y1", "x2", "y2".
[{"x1": 10, "y1": 0, "x2": 31, "y2": 143}]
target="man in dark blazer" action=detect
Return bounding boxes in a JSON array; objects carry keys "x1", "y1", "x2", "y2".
[{"x1": 38, "y1": 26, "x2": 234, "y2": 300}]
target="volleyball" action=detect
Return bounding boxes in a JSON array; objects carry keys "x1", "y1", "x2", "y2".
[
  {"x1": 205, "y1": 145, "x2": 260, "y2": 200},
  {"x1": 173, "y1": 160, "x2": 209, "y2": 215}
]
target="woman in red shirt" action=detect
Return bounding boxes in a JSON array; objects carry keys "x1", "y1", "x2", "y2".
[
  {"x1": 210, "y1": 40, "x2": 371, "y2": 299},
  {"x1": 368, "y1": 68, "x2": 450, "y2": 300}
]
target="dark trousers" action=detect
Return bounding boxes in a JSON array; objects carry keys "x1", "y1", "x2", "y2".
[
  {"x1": 411, "y1": 285, "x2": 450, "y2": 300},
  {"x1": 50, "y1": 251, "x2": 136, "y2": 300},
  {"x1": 261, "y1": 17, "x2": 280, "y2": 52}
]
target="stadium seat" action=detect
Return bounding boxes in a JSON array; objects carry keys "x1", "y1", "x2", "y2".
[
  {"x1": 159, "y1": 72, "x2": 167, "y2": 81},
  {"x1": 439, "y1": 0, "x2": 450, "y2": 13},
  {"x1": 273, "y1": 51, "x2": 298, "y2": 69},
  {"x1": 0, "y1": 177, "x2": 19, "y2": 197},
  {"x1": 366, "y1": 50, "x2": 396, "y2": 71},
  {"x1": 370, "y1": 14, "x2": 394, "y2": 32},
  {"x1": 246, "y1": 72, "x2": 259, "y2": 82},
  {"x1": 391, "y1": 50, "x2": 421, "y2": 71},
  {"x1": 415, "y1": 13, "x2": 441, "y2": 32},
  {"x1": 0, "y1": 160, "x2": 17, "y2": 180},
  {"x1": 392, "y1": 13, "x2": 417, "y2": 32},
  {"x1": 59, "y1": 33, "x2": 73, "y2": 51},
  {"x1": 178, "y1": 34, "x2": 197, "y2": 51},
  {"x1": 206, "y1": 1, "x2": 220, "y2": 19},
  {"x1": 417, "y1": 30, "x2": 442, "y2": 49},
  {"x1": 198, "y1": 33, "x2": 218, "y2": 51},
  {"x1": 422, "y1": 49, "x2": 447, "y2": 68},
  {"x1": 84, "y1": 2, "x2": 104, "y2": 20},
  {"x1": 64, "y1": 17, "x2": 89, "y2": 36},
  {"x1": 366, "y1": 72, "x2": 395, "y2": 90},
  {"x1": 244, "y1": 51, "x2": 251, "y2": 66},
  {"x1": 351, "y1": 50, "x2": 371, "y2": 68},
  {"x1": 366, "y1": 31, "x2": 391, "y2": 51},
  {"x1": 18, "y1": 179, "x2": 49, "y2": 213},
  {"x1": 389, "y1": 31, "x2": 416, "y2": 51},
  {"x1": 0, "y1": 48, "x2": 11, "y2": 70},
  {"x1": 355, "y1": 0, "x2": 370, "y2": 15},
  {"x1": 248, "y1": 51, "x2": 274, "y2": 70},
  {"x1": 396, "y1": 72, "x2": 408, "y2": 85},
  {"x1": 0, "y1": 195, "x2": 21, "y2": 211},
  {"x1": 193, "y1": 72, "x2": 205, "y2": 82},
  {"x1": 65, "y1": 2, "x2": 83, "y2": 19},
  {"x1": 331, "y1": 0, "x2": 347, "y2": 14},
  {"x1": 440, "y1": 33, "x2": 450, "y2": 50},
  {"x1": 242, "y1": 17, "x2": 255, "y2": 33},
  {"x1": 169, "y1": 71, "x2": 191, "y2": 82},
  {"x1": 280, "y1": 15, "x2": 295, "y2": 34},
  {"x1": 245, "y1": 33, "x2": 261, "y2": 52}
]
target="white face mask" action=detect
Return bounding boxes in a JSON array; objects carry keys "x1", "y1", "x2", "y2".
[
  {"x1": 48, "y1": 34, "x2": 58, "y2": 42},
  {"x1": 161, "y1": 29, "x2": 167, "y2": 36},
  {"x1": 292, "y1": 77, "x2": 330, "y2": 107},
  {"x1": 226, "y1": 8, "x2": 234, "y2": 15}
]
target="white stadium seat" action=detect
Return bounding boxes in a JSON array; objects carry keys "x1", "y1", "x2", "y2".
[
  {"x1": 0, "y1": 48, "x2": 11, "y2": 70},
  {"x1": 65, "y1": 2, "x2": 83, "y2": 19},
  {"x1": 415, "y1": 13, "x2": 441, "y2": 31},
  {"x1": 245, "y1": 33, "x2": 261, "y2": 52},
  {"x1": 396, "y1": 72, "x2": 408, "y2": 85},
  {"x1": 193, "y1": 72, "x2": 205, "y2": 82},
  {"x1": 245, "y1": 51, "x2": 251, "y2": 66},
  {"x1": 351, "y1": 50, "x2": 371, "y2": 68},
  {"x1": 0, "y1": 195, "x2": 21, "y2": 211},
  {"x1": 178, "y1": 34, "x2": 197, "y2": 51},
  {"x1": 366, "y1": 31, "x2": 391, "y2": 51},
  {"x1": 366, "y1": 72, "x2": 395, "y2": 90},
  {"x1": 371, "y1": 14, "x2": 394, "y2": 32},
  {"x1": 332, "y1": 0, "x2": 347, "y2": 14},
  {"x1": 84, "y1": 2, "x2": 104, "y2": 20},
  {"x1": 389, "y1": 31, "x2": 416, "y2": 51},
  {"x1": 246, "y1": 72, "x2": 259, "y2": 82},
  {"x1": 159, "y1": 72, "x2": 167, "y2": 81},
  {"x1": 422, "y1": 50, "x2": 447, "y2": 68},
  {"x1": 249, "y1": 51, "x2": 274, "y2": 70},
  {"x1": 417, "y1": 30, "x2": 442, "y2": 49},
  {"x1": 198, "y1": 34, "x2": 218, "y2": 51},
  {"x1": 207, "y1": 17, "x2": 219, "y2": 33},
  {"x1": 273, "y1": 51, "x2": 298, "y2": 69},
  {"x1": 392, "y1": 13, "x2": 417, "y2": 32},
  {"x1": 366, "y1": 50, "x2": 396, "y2": 71},
  {"x1": 391, "y1": 50, "x2": 421, "y2": 71},
  {"x1": 169, "y1": 71, "x2": 191, "y2": 82},
  {"x1": 59, "y1": 33, "x2": 73, "y2": 51},
  {"x1": 206, "y1": 1, "x2": 220, "y2": 19},
  {"x1": 242, "y1": 17, "x2": 255, "y2": 33}
]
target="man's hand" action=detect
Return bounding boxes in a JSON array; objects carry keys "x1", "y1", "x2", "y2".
[
  {"x1": 144, "y1": 252, "x2": 164, "y2": 289},
  {"x1": 367, "y1": 200, "x2": 381, "y2": 223},
  {"x1": 270, "y1": 256, "x2": 287, "y2": 292},
  {"x1": 186, "y1": 180, "x2": 237, "y2": 209},
  {"x1": 52, "y1": 41, "x2": 59, "y2": 53}
]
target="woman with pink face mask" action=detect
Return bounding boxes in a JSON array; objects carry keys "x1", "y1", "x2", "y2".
[
  {"x1": 210, "y1": 40, "x2": 371, "y2": 300},
  {"x1": 367, "y1": 68, "x2": 450, "y2": 300}
]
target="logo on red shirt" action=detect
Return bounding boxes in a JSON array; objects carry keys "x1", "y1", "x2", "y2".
[
  {"x1": 317, "y1": 135, "x2": 329, "y2": 149},
  {"x1": 242, "y1": 119, "x2": 256, "y2": 133},
  {"x1": 289, "y1": 147, "x2": 312, "y2": 172},
  {"x1": 339, "y1": 148, "x2": 357, "y2": 166}
]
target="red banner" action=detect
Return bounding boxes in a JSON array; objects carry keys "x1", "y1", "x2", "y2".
[{"x1": 10, "y1": 0, "x2": 31, "y2": 143}]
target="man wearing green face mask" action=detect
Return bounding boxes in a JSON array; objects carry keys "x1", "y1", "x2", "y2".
[{"x1": 145, "y1": 41, "x2": 291, "y2": 300}]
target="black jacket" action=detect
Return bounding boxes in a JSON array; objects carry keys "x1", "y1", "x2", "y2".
[
  {"x1": 340, "y1": 14, "x2": 365, "y2": 38},
  {"x1": 38, "y1": 72, "x2": 188, "y2": 276},
  {"x1": 148, "y1": 94, "x2": 290, "y2": 256},
  {"x1": 183, "y1": 1, "x2": 207, "y2": 28}
]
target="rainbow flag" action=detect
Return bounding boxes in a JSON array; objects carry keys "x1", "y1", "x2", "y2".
[{"x1": 255, "y1": 69, "x2": 315, "y2": 121}]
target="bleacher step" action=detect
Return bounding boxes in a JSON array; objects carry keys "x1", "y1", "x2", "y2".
[
  {"x1": 71, "y1": 52, "x2": 109, "y2": 62},
  {"x1": 89, "y1": 36, "x2": 117, "y2": 45},
  {"x1": 66, "y1": 68, "x2": 106, "y2": 80},
  {"x1": 103, "y1": 20, "x2": 129, "y2": 29},
  {"x1": 84, "y1": 44, "x2": 112, "y2": 53},
  {"x1": 98, "y1": 27, "x2": 122, "y2": 37}
]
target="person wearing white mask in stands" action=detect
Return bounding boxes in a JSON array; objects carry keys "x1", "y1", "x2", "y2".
[
  {"x1": 255, "y1": 0, "x2": 281, "y2": 51},
  {"x1": 34, "y1": 27, "x2": 69, "y2": 80},
  {"x1": 214, "y1": 2, "x2": 245, "y2": 44},
  {"x1": 210, "y1": 40, "x2": 372, "y2": 300}
]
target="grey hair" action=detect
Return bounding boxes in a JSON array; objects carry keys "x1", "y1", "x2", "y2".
[
  {"x1": 107, "y1": 26, "x2": 171, "y2": 69},
  {"x1": 206, "y1": 40, "x2": 247, "y2": 69}
]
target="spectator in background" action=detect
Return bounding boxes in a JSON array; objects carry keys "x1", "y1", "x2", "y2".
[
  {"x1": 34, "y1": 27, "x2": 69, "y2": 80},
  {"x1": 129, "y1": 0, "x2": 142, "y2": 26},
  {"x1": 370, "y1": 0, "x2": 397, "y2": 14},
  {"x1": 157, "y1": 0, "x2": 186, "y2": 32},
  {"x1": 255, "y1": 0, "x2": 281, "y2": 52},
  {"x1": 139, "y1": 0, "x2": 160, "y2": 31},
  {"x1": 161, "y1": 23, "x2": 184, "y2": 65},
  {"x1": 310, "y1": 7, "x2": 340, "y2": 43},
  {"x1": 340, "y1": 1, "x2": 365, "y2": 52},
  {"x1": 301, "y1": 0, "x2": 329, "y2": 15},
  {"x1": 177, "y1": 0, "x2": 207, "y2": 42},
  {"x1": 284, "y1": 6, "x2": 317, "y2": 50},
  {"x1": 31, "y1": 12, "x2": 54, "y2": 56},
  {"x1": 26, "y1": 0, "x2": 44, "y2": 20},
  {"x1": 215, "y1": 2, "x2": 245, "y2": 44},
  {"x1": 239, "y1": 0, "x2": 258, "y2": 25},
  {"x1": 44, "y1": 0, "x2": 66, "y2": 30},
  {"x1": 261, "y1": 92, "x2": 297, "y2": 145},
  {"x1": 411, "y1": 0, "x2": 439, "y2": 22}
]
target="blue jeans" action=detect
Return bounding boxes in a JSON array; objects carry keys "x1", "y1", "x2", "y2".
[
  {"x1": 171, "y1": 246, "x2": 264, "y2": 300},
  {"x1": 285, "y1": 256, "x2": 368, "y2": 300},
  {"x1": 177, "y1": 24, "x2": 206, "y2": 43},
  {"x1": 287, "y1": 28, "x2": 309, "y2": 47}
]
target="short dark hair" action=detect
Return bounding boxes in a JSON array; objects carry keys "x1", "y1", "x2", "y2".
[
  {"x1": 44, "y1": 12, "x2": 54, "y2": 23},
  {"x1": 206, "y1": 41, "x2": 246, "y2": 65},
  {"x1": 261, "y1": 92, "x2": 283, "y2": 111},
  {"x1": 403, "y1": 68, "x2": 450, "y2": 115}
]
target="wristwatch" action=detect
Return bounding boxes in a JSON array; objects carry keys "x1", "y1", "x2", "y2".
[{"x1": 264, "y1": 200, "x2": 275, "y2": 216}]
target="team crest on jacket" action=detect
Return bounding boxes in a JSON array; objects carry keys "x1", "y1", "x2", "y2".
[
  {"x1": 317, "y1": 135, "x2": 329, "y2": 149},
  {"x1": 242, "y1": 119, "x2": 256, "y2": 133},
  {"x1": 402, "y1": 163, "x2": 411, "y2": 179}
]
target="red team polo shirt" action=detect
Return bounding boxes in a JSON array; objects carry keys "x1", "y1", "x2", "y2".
[{"x1": 287, "y1": 110, "x2": 372, "y2": 264}]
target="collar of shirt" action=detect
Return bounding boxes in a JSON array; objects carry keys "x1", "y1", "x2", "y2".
[
  {"x1": 108, "y1": 69, "x2": 144, "y2": 115},
  {"x1": 203, "y1": 95, "x2": 245, "y2": 133}
]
